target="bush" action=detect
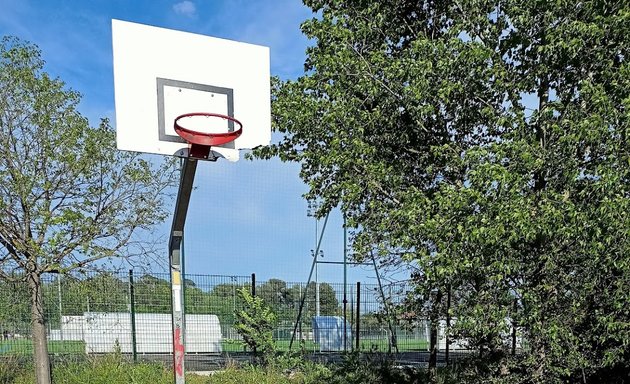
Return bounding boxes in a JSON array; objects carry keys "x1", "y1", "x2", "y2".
[
  {"x1": 309, "y1": 352, "x2": 462, "y2": 384},
  {"x1": 9, "y1": 353, "x2": 175, "y2": 384},
  {"x1": 2, "y1": 350, "x2": 465, "y2": 384},
  {"x1": 0, "y1": 355, "x2": 31, "y2": 383},
  {"x1": 208, "y1": 366, "x2": 297, "y2": 384},
  {"x1": 3, "y1": 353, "x2": 315, "y2": 384},
  {"x1": 233, "y1": 287, "x2": 277, "y2": 364}
]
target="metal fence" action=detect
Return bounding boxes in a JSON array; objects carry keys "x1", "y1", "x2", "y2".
[{"x1": 0, "y1": 271, "x2": 440, "y2": 368}]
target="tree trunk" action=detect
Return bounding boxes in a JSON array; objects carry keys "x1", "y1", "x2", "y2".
[
  {"x1": 428, "y1": 289, "x2": 443, "y2": 383},
  {"x1": 28, "y1": 271, "x2": 52, "y2": 384},
  {"x1": 428, "y1": 320, "x2": 439, "y2": 380}
]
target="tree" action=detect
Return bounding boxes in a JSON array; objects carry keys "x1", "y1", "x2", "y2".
[
  {"x1": 234, "y1": 287, "x2": 277, "y2": 364},
  {"x1": 289, "y1": 282, "x2": 340, "y2": 321},
  {"x1": 256, "y1": 1, "x2": 629, "y2": 382},
  {"x1": 41, "y1": 273, "x2": 129, "y2": 331},
  {"x1": 258, "y1": 278, "x2": 294, "y2": 309},
  {"x1": 0, "y1": 275, "x2": 30, "y2": 334},
  {"x1": 306, "y1": 282, "x2": 339, "y2": 317},
  {"x1": 133, "y1": 275, "x2": 172, "y2": 313},
  {"x1": 0, "y1": 37, "x2": 177, "y2": 384},
  {"x1": 208, "y1": 282, "x2": 248, "y2": 327}
]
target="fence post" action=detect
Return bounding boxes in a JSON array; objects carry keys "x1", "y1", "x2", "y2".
[
  {"x1": 128, "y1": 269, "x2": 137, "y2": 363},
  {"x1": 251, "y1": 273, "x2": 256, "y2": 355},
  {"x1": 511, "y1": 298, "x2": 517, "y2": 355},
  {"x1": 355, "y1": 282, "x2": 360, "y2": 351},
  {"x1": 58, "y1": 275, "x2": 63, "y2": 343},
  {"x1": 446, "y1": 284, "x2": 451, "y2": 366},
  {"x1": 349, "y1": 284, "x2": 354, "y2": 350},
  {"x1": 343, "y1": 215, "x2": 348, "y2": 352}
]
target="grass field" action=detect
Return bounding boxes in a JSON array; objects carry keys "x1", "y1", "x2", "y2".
[
  {"x1": 356, "y1": 338, "x2": 429, "y2": 352},
  {"x1": 0, "y1": 340, "x2": 85, "y2": 355},
  {"x1": 1, "y1": 337, "x2": 427, "y2": 356}
]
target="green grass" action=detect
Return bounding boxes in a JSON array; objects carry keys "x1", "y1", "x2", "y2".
[
  {"x1": 222, "y1": 338, "x2": 428, "y2": 353},
  {"x1": 6, "y1": 354, "x2": 198, "y2": 384},
  {"x1": 1, "y1": 349, "x2": 458, "y2": 384},
  {"x1": 3, "y1": 354, "x2": 321, "y2": 384},
  {"x1": 1, "y1": 337, "x2": 427, "y2": 356},
  {"x1": 208, "y1": 367, "x2": 309, "y2": 384},
  {"x1": 356, "y1": 338, "x2": 429, "y2": 352},
  {"x1": 222, "y1": 339, "x2": 318, "y2": 352},
  {"x1": 275, "y1": 339, "x2": 318, "y2": 351},
  {"x1": 0, "y1": 340, "x2": 85, "y2": 355}
]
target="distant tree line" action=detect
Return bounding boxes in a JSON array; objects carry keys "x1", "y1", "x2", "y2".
[{"x1": 0, "y1": 273, "x2": 340, "y2": 333}]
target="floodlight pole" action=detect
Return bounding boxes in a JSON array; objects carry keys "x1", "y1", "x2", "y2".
[
  {"x1": 307, "y1": 201, "x2": 321, "y2": 317},
  {"x1": 169, "y1": 158, "x2": 198, "y2": 384}
]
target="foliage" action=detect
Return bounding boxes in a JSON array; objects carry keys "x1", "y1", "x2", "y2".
[
  {"x1": 7, "y1": 353, "x2": 212, "y2": 384},
  {"x1": 0, "y1": 279, "x2": 30, "y2": 332},
  {"x1": 208, "y1": 366, "x2": 304, "y2": 384},
  {"x1": 304, "y1": 282, "x2": 339, "y2": 316},
  {"x1": 0, "y1": 355, "x2": 31, "y2": 383},
  {"x1": 0, "y1": 36, "x2": 177, "y2": 279},
  {"x1": 310, "y1": 352, "x2": 460, "y2": 384},
  {"x1": 255, "y1": 0, "x2": 630, "y2": 383},
  {"x1": 0, "y1": 36, "x2": 177, "y2": 384},
  {"x1": 1, "y1": 351, "x2": 466, "y2": 384},
  {"x1": 234, "y1": 287, "x2": 277, "y2": 363}
]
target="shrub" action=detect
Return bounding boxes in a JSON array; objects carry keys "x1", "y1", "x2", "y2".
[
  {"x1": 233, "y1": 287, "x2": 277, "y2": 364},
  {"x1": 0, "y1": 355, "x2": 31, "y2": 383},
  {"x1": 208, "y1": 366, "x2": 295, "y2": 384},
  {"x1": 10, "y1": 353, "x2": 173, "y2": 384}
]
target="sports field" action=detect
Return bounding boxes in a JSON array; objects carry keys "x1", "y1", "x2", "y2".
[
  {"x1": 0, "y1": 340, "x2": 85, "y2": 355},
  {"x1": 1, "y1": 338, "x2": 428, "y2": 356}
]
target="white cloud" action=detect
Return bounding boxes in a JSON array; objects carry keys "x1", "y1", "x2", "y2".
[{"x1": 173, "y1": 1, "x2": 197, "y2": 17}]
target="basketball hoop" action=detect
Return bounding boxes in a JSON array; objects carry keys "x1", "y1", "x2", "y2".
[{"x1": 174, "y1": 112, "x2": 243, "y2": 160}]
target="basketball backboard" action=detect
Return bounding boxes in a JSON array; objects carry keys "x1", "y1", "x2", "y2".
[{"x1": 112, "y1": 19, "x2": 271, "y2": 161}]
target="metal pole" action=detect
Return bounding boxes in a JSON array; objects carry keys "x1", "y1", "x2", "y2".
[
  {"x1": 181, "y1": 231, "x2": 186, "y2": 330},
  {"x1": 169, "y1": 158, "x2": 198, "y2": 384},
  {"x1": 289, "y1": 212, "x2": 330, "y2": 349},
  {"x1": 297, "y1": 284, "x2": 302, "y2": 342},
  {"x1": 315, "y1": 256, "x2": 320, "y2": 317},
  {"x1": 350, "y1": 284, "x2": 354, "y2": 350},
  {"x1": 249, "y1": 273, "x2": 256, "y2": 353},
  {"x1": 355, "y1": 282, "x2": 361, "y2": 351},
  {"x1": 309, "y1": 202, "x2": 321, "y2": 318},
  {"x1": 512, "y1": 298, "x2": 517, "y2": 355},
  {"x1": 343, "y1": 215, "x2": 347, "y2": 352},
  {"x1": 129, "y1": 270, "x2": 137, "y2": 363},
  {"x1": 231, "y1": 277, "x2": 236, "y2": 323},
  {"x1": 58, "y1": 276, "x2": 63, "y2": 342},
  {"x1": 446, "y1": 284, "x2": 451, "y2": 366}
]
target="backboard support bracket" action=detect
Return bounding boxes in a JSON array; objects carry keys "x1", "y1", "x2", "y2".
[
  {"x1": 189, "y1": 144, "x2": 216, "y2": 161},
  {"x1": 168, "y1": 158, "x2": 198, "y2": 384}
]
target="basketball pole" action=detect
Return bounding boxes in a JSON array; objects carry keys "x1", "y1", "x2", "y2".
[{"x1": 169, "y1": 157, "x2": 198, "y2": 384}]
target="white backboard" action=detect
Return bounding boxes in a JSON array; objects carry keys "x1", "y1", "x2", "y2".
[{"x1": 112, "y1": 19, "x2": 271, "y2": 161}]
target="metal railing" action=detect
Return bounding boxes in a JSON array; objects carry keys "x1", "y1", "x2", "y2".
[{"x1": 0, "y1": 271, "x2": 453, "y2": 368}]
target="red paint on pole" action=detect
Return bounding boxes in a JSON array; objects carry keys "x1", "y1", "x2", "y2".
[{"x1": 174, "y1": 327, "x2": 185, "y2": 377}]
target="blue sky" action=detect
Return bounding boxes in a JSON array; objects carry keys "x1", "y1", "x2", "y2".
[{"x1": 0, "y1": 0, "x2": 386, "y2": 285}]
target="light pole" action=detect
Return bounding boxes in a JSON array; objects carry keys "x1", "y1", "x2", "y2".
[
  {"x1": 307, "y1": 201, "x2": 322, "y2": 316},
  {"x1": 230, "y1": 276, "x2": 237, "y2": 324},
  {"x1": 311, "y1": 249, "x2": 323, "y2": 316}
]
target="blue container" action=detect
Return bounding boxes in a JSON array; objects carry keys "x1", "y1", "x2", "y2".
[{"x1": 312, "y1": 316, "x2": 352, "y2": 351}]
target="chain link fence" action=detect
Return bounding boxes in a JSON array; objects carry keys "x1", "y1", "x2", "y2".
[{"x1": 0, "y1": 271, "x2": 452, "y2": 368}]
